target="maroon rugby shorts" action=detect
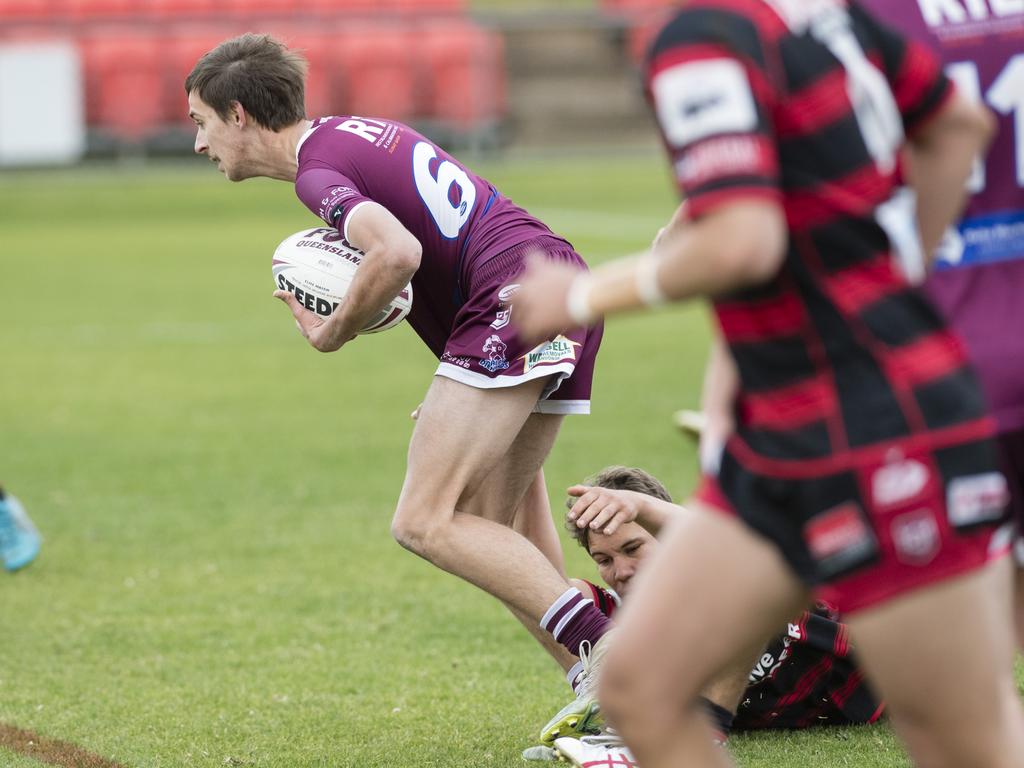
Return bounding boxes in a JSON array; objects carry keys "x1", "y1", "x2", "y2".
[{"x1": 435, "y1": 236, "x2": 602, "y2": 415}]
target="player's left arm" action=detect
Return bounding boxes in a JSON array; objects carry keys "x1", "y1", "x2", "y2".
[
  {"x1": 862, "y1": 8, "x2": 997, "y2": 262},
  {"x1": 903, "y1": 89, "x2": 996, "y2": 261}
]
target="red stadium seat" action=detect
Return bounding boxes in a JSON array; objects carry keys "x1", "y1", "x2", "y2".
[
  {"x1": 79, "y1": 28, "x2": 165, "y2": 140},
  {"x1": 222, "y1": 0, "x2": 298, "y2": 18},
  {"x1": 0, "y1": 0, "x2": 54, "y2": 21},
  {"x1": 391, "y1": 0, "x2": 466, "y2": 15},
  {"x1": 62, "y1": 0, "x2": 136, "y2": 21},
  {"x1": 266, "y1": 26, "x2": 336, "y2": 119},
  {"x1": 304, "y1": 0, "x2": 379, "y2": 15},
  {"x1": 0, "y1": 24, "x2": 67, "y2": 45},
  {"x1": 148, "y1": 0, "x2": 217, "y2": 20},
  {"x1": 418, "y1": 21, "x2": 505, "y2": 128},
  {"x1": 331, "y1": 24, "x2": 418, "y2": 121},
  {"x1": 167, "y1": 25, "x2": 339, "y2": 125},
  {"x1": 165, "y1": 26, "x2": 241, "y2": 126}
]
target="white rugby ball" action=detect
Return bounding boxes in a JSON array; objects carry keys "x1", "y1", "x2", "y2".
[{"x1": 271, "y1": 227, "x2": 413, "y2": 334}]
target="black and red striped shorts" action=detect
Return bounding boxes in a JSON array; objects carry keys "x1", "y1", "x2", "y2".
[{"x1": 695, "y1": 432, "x2": 1013, "y2": 614}]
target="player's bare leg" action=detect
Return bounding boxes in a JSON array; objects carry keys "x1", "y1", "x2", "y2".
[
  {"x1": 700, "y1": 648, "x2": 762, "y2": 737},
  {"x1": 513, "y1": 469, "x2": 565, "y2": 577},
  {"x1": 1014, "y1": 560, "x2": 1024, "y2": 649},
  {"x1": 409, "y1": 408, "x2": 565, "y2": 573},
  {"x1": 471, "y1": 462, "x2": 578, "y2": 675},
  {"x1": 504, "y1": 468, "x2": 579, "y2": 674},
  {"x1": 849, "y1": 556, "x2": 1024, "y2": 768},
  {"x1": 597, "y1": 502, "x2": 808, "y2": 768},
  {"x1": 392, "y1": 374, "x2": 600, "y2": 636}
]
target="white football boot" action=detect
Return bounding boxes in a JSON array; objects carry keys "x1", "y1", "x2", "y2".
[
  {"x1": 538, "y1": 630, "x2": 616, "y2": 745},
  {"x1": 554, "y1": 733, "x2": 638, "y2": 767}
]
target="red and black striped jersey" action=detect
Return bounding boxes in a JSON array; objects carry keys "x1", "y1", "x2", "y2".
[
  {"x1": 582, "y1": 580, "x2": 882, "y2": 727},
  {"x1": 735, "y1": 601, "x2": 883, "y2": 729},
  {"x1": 578, "y1": 579, "x2": 622, "y2": 618},
  {"x1": 644, "y1": 0, "x2": 993, "y2": 471}
]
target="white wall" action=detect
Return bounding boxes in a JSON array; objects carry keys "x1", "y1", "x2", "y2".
[{"x1": 0, "y1": 40, "x2": 85, "y2": 167}]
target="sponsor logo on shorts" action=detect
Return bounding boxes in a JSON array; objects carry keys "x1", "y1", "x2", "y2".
[
  {"x1": 490, "y1": 307, "x2": 512, "y2": 330},
  {"x1": 891, "y1": 508, "x2": 940, "y2": 566},
  {"x1": 947, "y1": 472, "x2": 1008, "y2": 528},
  {"x1": 480, "y1": 334, "x2": 510, "y2": 373},
  {"x1": 522, "y1": 335, "x2": 581, "y2": 373},
  {"x1": 804, "y1": 502, "x2": 877, "y2": 577},
  {"x1": 747, "y1": 650, "x2": 781, "y2": 684},
  {"x1": 871, "y1": 456, "x2": 930, "y2": 508},
  {"x1": 441, "y1": 351, "x2": 472, "y2": 369}
]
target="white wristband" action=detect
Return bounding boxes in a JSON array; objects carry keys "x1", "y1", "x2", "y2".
[
  {"x1": 566, "y1": 273, "x2": 597, "y2": 326},
  {"x1": 636, "y1": 255, "x2": 667, "y2": 307}
]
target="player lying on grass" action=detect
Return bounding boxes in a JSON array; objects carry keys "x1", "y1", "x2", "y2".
[
  {"x1": 0, "y1": 486, "x2": 40, "y2": 572},
  {"x1": 186, "y1": 33, "x2": 614, "y2": 744},
  {"x1": 522, "y1": 466, "x2": 883, "y2": 761}
]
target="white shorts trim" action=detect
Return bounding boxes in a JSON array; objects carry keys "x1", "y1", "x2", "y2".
[
  {"x1": 435, "y1": 361, "x2": 590, "y2": 415},
  {"x1": 535, "y1": 398, "x2": 590, "y2": 415},
  {"x1": 436, "y1": 360, "x2": 575, "y2": 390}
]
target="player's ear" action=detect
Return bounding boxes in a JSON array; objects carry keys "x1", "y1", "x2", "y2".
[{"x1": 229, "y1": 101, "x2": 247, "y2": 128}]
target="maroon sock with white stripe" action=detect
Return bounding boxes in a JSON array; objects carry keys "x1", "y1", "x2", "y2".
[{"x1": 541, "y1": 588, "x2": 613, "y2": 658}]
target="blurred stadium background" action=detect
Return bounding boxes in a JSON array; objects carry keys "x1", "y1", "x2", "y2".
[
  {"x1": 0, "y1": 2, "x2": 955, "y2": 766},
  {"x1": 0, "y1": 0, "x2": 679, "y2": 161}
]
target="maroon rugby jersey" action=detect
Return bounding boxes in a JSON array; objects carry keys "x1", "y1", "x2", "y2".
[
  {"x1": 856, "y1": 0, "x2": 1024, "y2": 433},
  {"x1": 643, "y1": 0, "x2": 992, "y2": 472},
  {"x1": 294, "y1": 116, "x2": 569, "y2": 357}
]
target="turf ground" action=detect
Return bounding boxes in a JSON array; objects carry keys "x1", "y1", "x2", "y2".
[{"x1": 0, "y1": 150, "x2": 1001, "y2": 767}]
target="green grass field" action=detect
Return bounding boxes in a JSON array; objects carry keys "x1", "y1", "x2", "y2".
[{"x1": 0, "y1": 150, "x2": 962, "y2": 767}]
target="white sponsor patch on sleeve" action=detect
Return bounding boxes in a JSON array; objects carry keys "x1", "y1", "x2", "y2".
[
  {"x1": 652, "y1": 58, "x2": 759, "y2": 148},
  {"x1": 674, "y1": 135, "x2": 769, "y2": 187},
  {"x1": 947, "y1": 472, "x2": 1009, "y2": 528}
]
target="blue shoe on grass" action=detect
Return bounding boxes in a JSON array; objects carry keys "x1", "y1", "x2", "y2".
[{"x1": 0, "y1": 490, "x2": 40, "y2": 571}]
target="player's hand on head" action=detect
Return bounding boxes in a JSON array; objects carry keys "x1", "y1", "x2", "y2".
[
  {"x1": 566, "y1": 484, "x2": 640, "y2": 536},
  {"x1": 514, "y1": 253, "x2": 584, "y2": 346},
  {"x1": 273, "y1": 290, "x2": 354, "y2": 353}
]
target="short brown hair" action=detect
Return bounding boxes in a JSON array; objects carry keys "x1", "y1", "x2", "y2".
[
  {"x1": 565, "y1": 466, "x2": 672, "y2": 553},
  {"x1": 184, "y1": 33, "x2": 307, "y2": 131}
]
